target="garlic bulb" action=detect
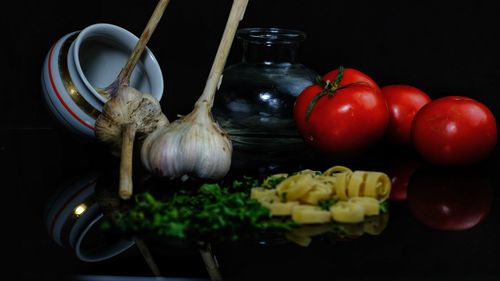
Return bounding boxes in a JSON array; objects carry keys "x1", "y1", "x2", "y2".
[
  {"x1": 141, "y1": 104, "x2": 231, "y2": 179},
  {"x1": 94, "y1": 0, "x2": 170, "y2": 199},
  {"x1": 96, "y1": 86, "x2": 168, "y2": 155},
  {"x1": 141, "y1": 0, "x2": 248, "y2": 180},
  {"x1": 95, "y1": 86, "x2": 168, "y2": 201}
]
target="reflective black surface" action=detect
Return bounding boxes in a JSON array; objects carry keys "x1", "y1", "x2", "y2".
[
  {"x1": 5, "y1": 126, "x2": 499, "y2": 280},
  {"x1": 5, "y1": 1, "x2": 500, "y2": 280}
]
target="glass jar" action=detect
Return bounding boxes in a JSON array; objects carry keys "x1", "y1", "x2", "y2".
[{"x1": 213, "y1": 28, "x2": 317, "y2": 175}]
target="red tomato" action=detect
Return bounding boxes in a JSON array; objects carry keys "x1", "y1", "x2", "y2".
[
  {"x1": 323, "y1": 68, "x2": 379, "y2": 90},
  {"x1": 294, "y1": 67, "x2": 389, "y2": 154},
  {"x1": 407, "y1": 168, "x2": 493, "y2": 231},
  {"x1": 411, "y1": 96, "x2": 497, "y2": 165},
  {"x1": 382, "y1": 85, "x2": 431, "y2": 145}
]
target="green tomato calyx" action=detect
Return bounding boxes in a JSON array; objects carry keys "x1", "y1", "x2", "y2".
[{"x1": 305, "y1": 66, "x2": 362, "y2": 122}]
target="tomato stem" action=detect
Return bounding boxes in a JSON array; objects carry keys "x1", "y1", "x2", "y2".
[
  {"x1": 305, "y1": 66, "x2": 343, "y2": 122},
  {"x1": 332, "y1": 66, "x2": 345, "y2": 87},
  {"x1": 304, "y1": 66, "x2": 368, "y2": 122},
  {"x1": 305, "y1": 91, "x2": 328, "y2": 122}
]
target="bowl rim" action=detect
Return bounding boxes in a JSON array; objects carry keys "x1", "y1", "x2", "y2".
[
  {"x1": 72, "y1": 23, "x2": 164, "y2": 104},
  {"x1": 74, "y1": 213, "x2": 135, "y2": 262}
]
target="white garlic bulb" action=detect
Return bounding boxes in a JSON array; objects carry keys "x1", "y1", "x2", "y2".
[
  {"x1": 141, "y1": 105, "x2": 232, "y2": 179},
  {"x1": 141, "y1": 0, "x2": 247, "y2": 181}
]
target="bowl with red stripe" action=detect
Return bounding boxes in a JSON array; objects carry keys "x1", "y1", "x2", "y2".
[{"x1": 41, "y1": 23, "x2": 164, "y2": 138}]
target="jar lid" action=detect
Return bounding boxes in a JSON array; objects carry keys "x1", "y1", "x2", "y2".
[{"x1": 237, "y1": 28, "x2": 306, "y2": 45}]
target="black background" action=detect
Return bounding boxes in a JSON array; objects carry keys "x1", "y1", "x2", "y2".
[
  {"x1": 3, "y1": 0, "x2": 500, "y2": 280},
  {"x1": 5, "y1": 0, "x2": 500, "y2": 125}
]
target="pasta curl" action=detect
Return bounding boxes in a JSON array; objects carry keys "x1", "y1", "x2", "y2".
[{"x1": 251, "y1": 165, "x2": 391, "y2": 225}]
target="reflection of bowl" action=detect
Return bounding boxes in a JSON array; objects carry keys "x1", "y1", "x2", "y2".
[
  {"x1": 41, "y1": 23, "x2": 164, "y2": 138},
  {"x1": 44, "y1": 173, "x2": 134, "y2": 262}
]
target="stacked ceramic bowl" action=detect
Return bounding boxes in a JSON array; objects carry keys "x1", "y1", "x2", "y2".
[{"x1": 41, "y1": 23, "x2": 164, "y2": 138}]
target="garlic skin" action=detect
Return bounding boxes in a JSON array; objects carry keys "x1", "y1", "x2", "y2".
[
  {"x1": 93, "y1": 0, "x2": 170, "y2": 200},
  {"x1": 141, "y1": 105, "x2": 232, "y2": 179},
  {"x1": 141, "y1": 0, "x2": 248, "y2": 181},
  {"x1": 95, "y1": 86, "x2": 168, "y2": 200},
  {"x1": 95, "y1": 86, "x2": 168, "y2": 154}
]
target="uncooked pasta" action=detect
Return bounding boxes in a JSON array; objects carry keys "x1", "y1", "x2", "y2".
[{"x1": 250, "y1": 165, "x2": 391, "y2": 225}]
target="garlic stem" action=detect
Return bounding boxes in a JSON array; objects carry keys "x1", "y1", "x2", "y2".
[
  {"x1": 102, "y1": 0, "x2": 171, "y2": 97},
  {"x1": 196, "y1": 0, "x2": 249, "y2": 108},
  {"x1": 134, "y1": 236, "x2": 161, "y2": 277},
  {"x1": 119, "y1": 124, "x2": 136, "y2": 200},
  {"x1": 199, "y1": 244, "x2": 222, "y2": 281},
  {"x1": 119, "y1": 0, "x2": 170, "y2": 86},
  {"x1": 139, "y1": 0, "x2": 249, "y2": 180}
]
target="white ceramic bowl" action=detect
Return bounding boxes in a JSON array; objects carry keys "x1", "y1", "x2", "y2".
[
  {"x1": 44, "y1": 173, "x2": 135, "y2": 262},
  {"x1": 41, "y1": 23, "x2": 164, "y2": 138}
]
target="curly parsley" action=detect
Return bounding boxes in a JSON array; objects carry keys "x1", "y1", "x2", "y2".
[{"x1": 105, "y1": 179, "x2": 299, "y2": 243}]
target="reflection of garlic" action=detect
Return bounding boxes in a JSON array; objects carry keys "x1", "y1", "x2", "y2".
[
  {"x1": 140, "y1": 0, "x2": 248, "y2": 180},
  {"x1": 94, "y1": 0, "x2": 170, "y2": 200},
  {"x1": 142, "y1": 105, "x2": 231, "y2": 179}
]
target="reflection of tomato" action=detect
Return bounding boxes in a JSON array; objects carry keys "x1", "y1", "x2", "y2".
[
  {"x1": 387, "y1": 158, "x2": 420, "y2": 201},
  {"x1": 382, "y1": 85, "x2": 431, "y2": 145},
  {"x1": 411, "y1": 96, "x2": 497, "y2": 165},
  {"x1": 407, "y1": 168, "x2": 493, "y2": 231},
  {"x1": 294, "y1": 67, "x2": 389, "y2": 154}
]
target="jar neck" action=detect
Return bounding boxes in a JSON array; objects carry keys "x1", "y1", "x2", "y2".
[{"x1": 242, "y1": 42, "x2": 300, "y2": 64}]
